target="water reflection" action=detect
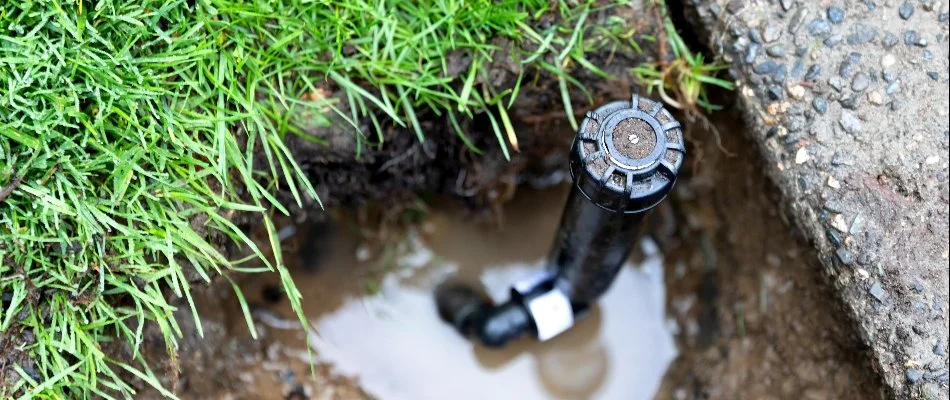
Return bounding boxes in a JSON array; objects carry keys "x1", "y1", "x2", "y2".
[{"x1": 298, "y1": 186, "x2": 676, "y2": 400}]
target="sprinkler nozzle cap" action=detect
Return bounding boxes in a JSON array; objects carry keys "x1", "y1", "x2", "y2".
[{"x1": 571, "y1": 95, "x2": 684, "y2": 213}]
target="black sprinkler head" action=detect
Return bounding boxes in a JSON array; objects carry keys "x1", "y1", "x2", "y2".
[
  {"x1": 435, "y1": 93, "x2": 684, "y2": 348},
  {"x1": 571, "y1": 95, "x2": 685, "y2": 214}
]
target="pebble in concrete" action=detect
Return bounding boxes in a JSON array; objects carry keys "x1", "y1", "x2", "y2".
[
  {"x1": 906, "y1": 368, "x2": 924, "y2": 383},
  {"x1": 763, "y1": 22, "x2": 782, "y2": 42},
  {"x1": 745, "y1": 44, "x2": 760, "y2": 64},
  {"x1": 836, "y1": 248, "x2": 854, "y2": 265},
  {"x1": 869, "y1": 283, "x2": 887, "y2": 302},
  {"x1": 767, "y1": 45, "x2": 787, "y2": 58},
  {"x1": 808, "y1": 19, "x2": 832, "y2": 37},
  {"x1": 883, "y1": 32, "x2": 900, "y2": 48},
  {"x1": 813, "y1": 96, "x2": 828, "y2": 114},
  {"x1": 840, "y1": 112, "x2": 862, "y2": 133},
  {"x1": 839, "y1": 60, "x2": 856, "y2": 78},
  {"x1": 829, "y1": 76, "x2": 845, "y2": 92},
  {"x1": 789, "y1": 8, "x2": 809, "y2": 33},
  {"x1": 904, "y1": 30, "x2": 919, "y2": 45},
  {"x1": 755, "y1": 60, "x2": 779, "y2": 74},
  {"x1": 868, "y1": 91, "x2": 884, "y2": 105},
  {"x1": 899, "y1": 2, "x2": 914, "y2": 20},
  {"x1": 852, "y1": 73, "x2": 870, "y2": 91},
  {"x1": 887, "y1": 80, "x2": 901, "y2": 94},
  {"x1": 847, "y1": 24, "x2": 877, "y2": 45},
  {"x1": 773, "y1": 65, "x2": 787, "y2": 83},
  {"x1": 805, "y1": 64, "x2": 821, "y2": 81},
  {"x1": 881, "y1": 54, "x2": 896, "y2": 68},
  {"x1": 827, "y1": 6, "x2": 845, "y2": 24}
]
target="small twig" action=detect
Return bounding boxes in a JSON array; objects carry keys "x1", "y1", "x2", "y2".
[{"x1": 0, "y1": 174, "x2": 23, "y2": 203}]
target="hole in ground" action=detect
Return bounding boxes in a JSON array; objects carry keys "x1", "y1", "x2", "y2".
[{"x1": 134, "y1": 106, "x2": 884, "y2": 400}]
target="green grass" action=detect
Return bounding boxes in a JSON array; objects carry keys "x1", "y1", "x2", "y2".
[{"x1": 0, "y1": 0, "x2": 636, "y2": 398}]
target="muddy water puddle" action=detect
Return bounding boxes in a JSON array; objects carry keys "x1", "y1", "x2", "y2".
[{"x1": 235, "y1": 185, "x2": 677, "y2": 400}]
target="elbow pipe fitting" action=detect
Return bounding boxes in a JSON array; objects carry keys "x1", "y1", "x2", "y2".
[{"x1": 436, "y1": 94, "x2": 685, "y2": 348}]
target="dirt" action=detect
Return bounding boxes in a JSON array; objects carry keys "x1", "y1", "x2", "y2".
[
  {"x1": 656, "y1": 110, "x2": 883, "y2": 399},
  {"x1": 613, "y1": 118, "x2": 657, "y2": 160},
  {"x1": 681, "y1": 0, "x2": 950, "y2": 397},
  {"x1": 270, "y1": 1, "x2": 664, "y2": 214},
  {"x1": 129, "y1": 98, "x2": 893, "y2": 400}
]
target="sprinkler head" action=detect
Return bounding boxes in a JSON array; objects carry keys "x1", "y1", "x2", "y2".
[
  {"x1": 434, "y1": 93, "x2": 685, "y2": 348},
  {"x1": 572, "y1": 94, "x2": 685, "y2": 213}
]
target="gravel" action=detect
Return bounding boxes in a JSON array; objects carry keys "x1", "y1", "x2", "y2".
[
  {"x1": 904, "y1": 30, "x2": 919, "y2": 45},
  {"x1": 691, "y1": 2, "x2": 950, "y2": 397},
  {"x1": 749, "y1": 29, "x2": 763, "y2": 44},
  {"x1": 773, "y1": 65, "x2": 788, "y2": 83},
  {"x1": 813, "y1": 96, "x2": 829, "y2": 114},
  {"x1": 827, "y1": 6, "x2": 845, "y2": 24},
  {"x1": 754, "y1": 60, "x2": 779, "y2": 74},
  {"x1": 899, "y1": 2, "x2": 915, "y2": 20},
  {"x1": 906, "y1": 368, "x2": 924, "y2": 383},
  {"x1": 869, "y1": 283, "x2": 887, "y2": 302},
  {"x1": 726, "y1": 0, "x2": 744, "y2": 14},
  {"x1": 763, "y1": 22, "x2": 782, "y2": 42},
  {"x1": 805, "y1": 64, "x2": 821, "y2": 81},
  {"x1": 887, "y1": 80, "x2": 901, "y2": 94},
  {"x1": 767, "y1": 86, "x2": 784, "y2": 100},
  {"x1": 808, "y1": 19, "x2": 833, "y2": 37},
  {"x1": 839, "y1": 60, "x2": 857, "y2": 78},
  {"x1": 852, "y1": 73, "x2": 871, "y2": 91},
  {"x1": 745, "y1": 43, "x2": 760, "y2": 64},
  {"x1": 829, "y1": 76, "x2": 845, "y2": 91},
  {"x1": 847, "y1": 24, "x2": 878, "y2": 45},
  {"x1": 766, "y1": 44, "x2": 787, "y2": 58},
  {"x1": 840, "y1": 112, "x2": 862, "y2": 133},
  {"x1": 825, "y1": 34, "x2": 844, "y2": 47},
  {"x1": 836, "y1": 248, "x2": 854, "y2": 265},
  {"x1": 789, "y1": 8, "x2": 809, "y2": 33},
  {"x1": 883, "y1": 32, "x2": 900, "y2": 48},
  {"x1": 791, "y1": 60, "x2": 804, "y2": 78},
  {"x1": 841, "y1": 95, "x2": 861, "y2": 109},
  {"x1": 881, "y1": 54, "x2": 896, "y2": 68},
  {"x1": 868, "y1": 91, "x2": 884, "y2": 105}
]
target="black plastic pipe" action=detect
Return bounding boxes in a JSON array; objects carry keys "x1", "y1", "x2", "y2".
[{"x1": 436, "y1": 94, "x2": 684, "y2": 348}]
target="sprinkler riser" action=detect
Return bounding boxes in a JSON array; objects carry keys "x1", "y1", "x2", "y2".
[{"x1": 435, "y1": 94, "x2": 684, "y2": 347}]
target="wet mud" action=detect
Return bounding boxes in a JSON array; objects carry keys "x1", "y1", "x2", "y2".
[{"x1": 189, "y1": 186, "x2": 676, "y2": 400}]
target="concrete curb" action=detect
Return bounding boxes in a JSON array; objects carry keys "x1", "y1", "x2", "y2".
[{"x1": 686, "y1": 0, "x2": 949, "y2": 398}]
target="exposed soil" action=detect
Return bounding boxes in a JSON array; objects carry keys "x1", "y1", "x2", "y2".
[
  {"x1": 132, "y1": 102, "x2": 889, "y2": 399},
  {"x1": 613, "y1": 118, "x2": 657, "y2": 160},
  {"x1": 656, "y1": 110, "x2": 883, "y2": 399}
]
